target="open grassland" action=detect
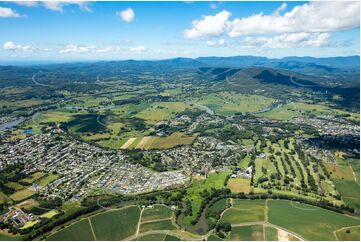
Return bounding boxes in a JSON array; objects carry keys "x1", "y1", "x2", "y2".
[
  {"x1": 9, "y1": 189, "x2": 35, "y2": 202},
  {"x1": 90, "y1": 206, "x2": 140, "y2": 240},
  {"x1": 197, "y1": 92, "x2": 274, "y2": 115},
  {"x1": 146, "y1": 132, "x2": 196, "y2": 150},
  {"x1": 230, "y1": 225, "x2": 264, "y2": 241},
  {"x1": 135, "y1": 102, "x2": 190, "y2": 124},
  {"x1": 141, "y1": 205, "x2": 173, "y2": 222},
  {"x1": 47, "y1": 219, "x2": 94, "y2": 241},
  {"x1": 20, "y1": 171, "x2": 46, "y2": 184},
  {"x1": 228, "y1": 177, "x2": 251, "y2": 193},
  {"x1": 335, "y1": 226, "x2": 360, "y2": 241},
  {"x1": 220, "y1": 199, "x2": 265, "y2": 224},
  {"x1": 139, "y1": 219, "x2": 176, "y2": 233},
  {"x1": 37, "y1": 111, "x2": 75, "y2": 124},
  {"x1": 268, "y1": 200, "x2": 360, "y2": 240},
  {"x1": 259, "y1": 102, "x2": 359, "y2": 121}
]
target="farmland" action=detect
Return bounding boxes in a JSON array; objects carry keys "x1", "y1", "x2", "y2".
[{"x1": 268, "y1": 200, "x2": 360, "y2": 240}]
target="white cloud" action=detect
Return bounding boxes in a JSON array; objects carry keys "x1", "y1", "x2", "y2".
[
  {"x1": 273, "y1": 2, "x2": 287, "y2": 16},
  {"x1": 207, "y1": 39, "x2": 226, "y2": 47},
  {"x1": 0, "y1": 7, "x2": 22, "y2": 18},
  {"x1": 117, "y1": 8, "x2": 135, "y2": 23},
  {"x1": 3, "y1": 41, "x2": 33, "y2": 51},
  {"x1": 241, "y1": 33, "x2": 330, "y2": 48},
  {"x1": 129, "y1": 46, "x2": 146, "y2": 52},
  {"x1": 59, "y1": 44, "x2": 96, "y2": 54},
  {"x1": 229, "y1": 1, "x2": 360, "y2": 37},
  {"x1": 48, "y1": 2, "x2": 90, "y2": 12},
  {"x1": 184, "y1": 10, "x2": 231, "y2": 39},
  {"x1": 14, "y1": 1, "x2": 39, "y2": 7}
]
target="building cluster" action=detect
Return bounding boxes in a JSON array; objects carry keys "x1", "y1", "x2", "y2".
[{"x1": 0, "y1": 134, "x2": 189, "y2": 201}]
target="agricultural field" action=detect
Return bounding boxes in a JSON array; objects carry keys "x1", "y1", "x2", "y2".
[
  {"x1": 139, "y1": 219, "x2": 176, "y2": 233},
  {"x1": 335, "y1": 226, "x2": 360, "y2": 241},
  {"x1": 47, "y1": 219, "x2": 94, "y2": 241},
  {"x1": 196, "y1": 92, "x2": 275, "y2": 115},
  {"x1": 4, "y1": 182, "x2": 24, "y2": 191},
  {"x1": 220, "y1": 199, "x2": 265, "y2": 224},
  {"x1": 9, "y1": 189, "x2": 35, "y2": 202},
  {"x1": 141, "y1": 205, "x2": 173, "y2": 222},
  {"x1": 89, "y1": 206, "x2": 140, "y2": 240},
  {"x1": 230, "y1": 225, "x2": 264, "y2": 241},
  {"x1": 268, "y1": 200, "x2": 360, "y2": 240}
]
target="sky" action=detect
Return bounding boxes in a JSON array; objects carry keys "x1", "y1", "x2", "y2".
[{"x1": 0, "y1": 1, "x2": 360, "y2": 61}]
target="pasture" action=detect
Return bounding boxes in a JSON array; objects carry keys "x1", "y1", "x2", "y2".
[
  {"x1": 89, "y1": 206, "x2": 140, "y2": 240},
  {"x1": 230, "y1": 225, "x2": 264, "y2": 241},
  {"x1": 268, "y1": 200, "x2": 360, "y2": 240},
  {"x1": 47, "y1": 219, "x2": 94, "y2": 241},
  {"x1": 196, "y1": 92, "x2": 274, "y2": 115},
  {"x1": 139, "y1": 219, "x2": 176, "y2": 233},
  {"x1": 335, "y1": 226, "x2": 360, "y2": 241},
  {"x1": 141, "y1": 205, "x2": 173, "y2": 222},
  {"x1": 220, "y1": 199, "x2": 265, "y2": 224}
]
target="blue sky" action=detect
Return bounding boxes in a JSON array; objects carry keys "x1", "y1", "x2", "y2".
[{"x1": 0, "y1": 1, "x2": 359, "y2": 61}]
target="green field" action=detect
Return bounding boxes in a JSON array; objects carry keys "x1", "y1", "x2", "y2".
[
  {"x1": 141, "y1": 205, "x2": 173, "y2": 222},
  {"x1": 20, "y1": 171, "x2": 46, "y2": 184},
  {"x1": 265, "y1": 226, "x2": 278, "y2": 241},
  {"x1": 197, "y1": 92, "x2": 274, "y2": 115},
  {"x1": 230, "y1": 225, "x2": 264, "y2": 241},
  {"x1": 268, "y1": 200, "x2": 360, "y2": 240},
  {"x1": 90, "y1": 206, "x2": 140, "y2": 240},
  {"x1": 135, "y1": 102, "x2": 190, "y2": 124},
  {"x1": 40, "y1": 210, "x2": 59, "y2": 219},
  {"x1": 47, "y1": 219, "x2": 94, "y2": 241},
  {"x1": 9, "y1": 189, "x2": 35, "y2": 202},
  {"x1": 35, "y1": 173, "x2": 59, "y2": 187},
  {"x1": 220, "y1": 199, "x2": 265, "y2": 224},
  {"x1": 335, "y1": 226, "x2": 360, "y2": 241},
  {"x1": 4, "y1": 182, "x2": 24, "y2": 191},
  {"x1": 0, "y1": 192, "x2": 10, "y2": 204},
  {"x1": 139, "y1": 219, "x2": 176, "y2": 233}
]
